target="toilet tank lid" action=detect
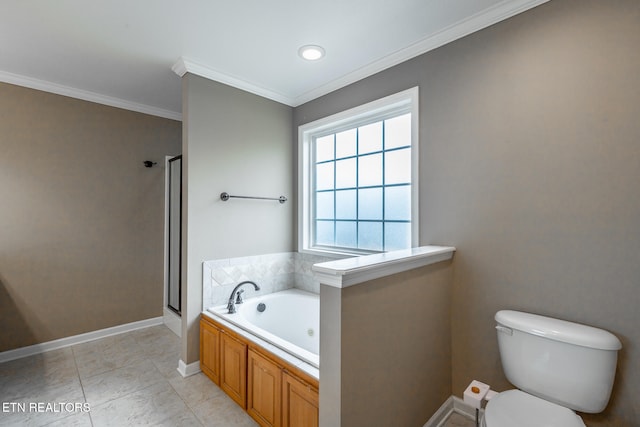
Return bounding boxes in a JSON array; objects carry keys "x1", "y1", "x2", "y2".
[{"x1": 495, "y1": 310, "x2": 622, "y2": 350}]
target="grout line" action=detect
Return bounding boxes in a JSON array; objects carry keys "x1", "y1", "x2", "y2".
[{"x1": 70, "y1": 345, "x2": 95, "y2": 427}]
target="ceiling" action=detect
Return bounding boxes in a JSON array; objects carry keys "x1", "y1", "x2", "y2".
[{"x1": 0, "y1": 0, "x2": 547, "y2": 120}]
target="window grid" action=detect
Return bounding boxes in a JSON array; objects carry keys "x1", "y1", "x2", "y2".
[{"x1": 313, "y1": 117, "x2": 411, "y2": 252}]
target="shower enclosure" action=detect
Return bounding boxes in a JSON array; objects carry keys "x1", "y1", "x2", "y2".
[{"x1": 167, "y1": 155, "x2": 182, "y2": 315}]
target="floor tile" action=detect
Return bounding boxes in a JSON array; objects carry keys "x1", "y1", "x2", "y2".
[
  {"x1": 0, "y1": 352, "x2": 82, "y2": 403},
  {"x1": 0, "y1": 324, "x2": 479, "y2": 427},
  {"x1": 0, "y1": 385, "x2": 87, "y2": 427},
  {"x1": 168, "y1": 371, "x2": 225, "y2": 410},
  {"x1": 81, "y1": 359, "x2": 165, "y2": 407},
  {"x1": 192, "y1": 393, "x2": 259, "y2": 427},
  {"x1": 443, "y1": 412, "x2": 477, "y2": 427},
  {"x1": 90, "y1": 381, "x2": 193, "y2": 427},
  {"x1": 72, "y1": 334, "x2": 147, "y2": 379},
  {"x1": 42, "y1": 412, "x2": 93, "y2": 427}
]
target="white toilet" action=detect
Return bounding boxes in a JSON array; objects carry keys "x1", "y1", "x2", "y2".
[{"x1": 483, "y1": 310, "x2": 622, "y2": 427}]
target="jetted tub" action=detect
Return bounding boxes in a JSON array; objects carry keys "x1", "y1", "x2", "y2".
[{"x1": 207, "y1": 288, "x2": 319, "y2": 368}]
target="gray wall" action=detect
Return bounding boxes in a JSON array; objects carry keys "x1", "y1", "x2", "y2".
[
  {"x1": 181, "y1": 74, "x2": 294, "y2": 364},
  {"x1": 295, "y1": 1, "x2": 640, "y2": 425},
  {"x1": 319, "y1": 262, "x2": 452, "y2": 427},
  {"x1": 0, "y1": 82, "x2": 181, "y2": 352}
]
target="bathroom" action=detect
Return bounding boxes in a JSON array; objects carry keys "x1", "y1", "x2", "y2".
[{"x1": 1, "y1": 1, "x2": 639, "y2": 426}]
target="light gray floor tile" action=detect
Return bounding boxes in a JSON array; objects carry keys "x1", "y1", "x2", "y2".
[
  {"x1": 0, "y1": 395, "x2": 87, "y2": 427},
  {"x1": 134, "y1": 329, "x2": 181, "y2": 360},
  {"x1": 443, "y1": 412, "x2": 477, "y2": 427},
  {"x1": 192, "y1": 393, "x2": 259, "y2": 427},
  {"x1": 43, "y1": 412, "x2": 93, "y2": 427},
  {"x1": 71, "y1": 334, "x2": 147, "y2": 379},
  {"x1": 168, "y1": 371, "x2": 225, "y2": 410},
  {"x1": 148, "y1": 347, "x2": 181, "y2": 378},
  {"x1": 81, "y1": 359, "x2": 165, "y2": 406},
  {"x1": 0, "y1": 324, "x2": 400, "y2": 427},
  {"x1": 0, "y1": 348, "x2": 78, "y2": 401},
  {"x1": 155, "y1": 409, "x2": 204, "y2": 427},
  {"x1": 90, "y1": 381, "x2": 193, "y2": 427}
]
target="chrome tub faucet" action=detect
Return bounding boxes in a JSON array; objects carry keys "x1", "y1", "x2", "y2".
[{"x1": 227, "y1": 281, "x2": 260, "y2": 314}]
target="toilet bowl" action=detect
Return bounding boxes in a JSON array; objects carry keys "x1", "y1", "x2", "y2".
[
  {"x1": 482, "y1": 310, "x2": 621, "y2": 427},
  {"x1": 482, "y1": 390, "x2": 584, "y2": 427}
]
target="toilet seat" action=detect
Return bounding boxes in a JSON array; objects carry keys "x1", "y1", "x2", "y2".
[{"x1": 483, "y1": 390, "x2": 585, "y2": 427}]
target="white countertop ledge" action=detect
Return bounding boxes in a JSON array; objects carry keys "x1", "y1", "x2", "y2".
[{"x1": 312, "y1": 245, "x2": 456, "y2": 288}]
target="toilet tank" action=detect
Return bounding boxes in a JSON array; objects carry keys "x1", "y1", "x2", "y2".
[{"x1": 495, "y1": 310, "x2": 621, "y2": 413}]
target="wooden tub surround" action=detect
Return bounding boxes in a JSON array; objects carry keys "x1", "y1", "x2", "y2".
[{"x1": 200, "y1": 315, "x2": 319, "y2": 427}]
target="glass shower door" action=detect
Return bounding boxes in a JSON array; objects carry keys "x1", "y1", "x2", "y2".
[{"x1": 167, "y1": 155, "x2": 181, "y2": 314}]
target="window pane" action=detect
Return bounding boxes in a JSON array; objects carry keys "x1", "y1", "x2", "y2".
[
  {"x1": 336, "y1": 129, "x2": 356, "y2": 158},
  {"x1": 385, "y1": 148, "x2": 411, "y2": 185},
  {"x1": 315, "y1": 221, "x2": 334, "y2": 246},
  {"x1": 358, "y1": 122, "x2": 382, "y2": 154},
  {"x1": 304, "y1": 90, "x2": 416, "y2": 255},
  {"x1": 315, "y1": 135, "x2": 334, "y2": 162},
  {"x1": 335, "y1": 190, "x2": 356, "y2": 220},
  {"x1": 385, "y1": 185, "x2": 411, "y2": 221},
  {"x1": 315, "y1": 191, "x2": 334, "y2": 219},
  {"x1": 358, "y1": 222, "x2": 382, "y2": 251},
  {"x1": 384, "y1": 222, "x2": 411, "y2": 251},
  {"x1": 358, "y1": 153, "x2": 382, "y2": 187},
  {"x1": 335, "y1": 158, "x2": 356, "y2": 189},
  {"x1": 336, "y1": 221, "x2": 357, "y2": 248},
  {"x1": 358, "y1": 187, "x2": 382, "y2": 220},
  {"x1": 384, "y1": 113, "x2": 411, "y2": 149},
  {"x1": 315, "y1": 162, "x2": 334, "y2": 191}
]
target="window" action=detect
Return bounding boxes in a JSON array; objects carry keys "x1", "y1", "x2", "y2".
[{"x1": 299, "y1": 87, "x2": 419, "y2": 255}]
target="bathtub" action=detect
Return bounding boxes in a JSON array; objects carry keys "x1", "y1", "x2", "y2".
[{"x1": 207, "y1": 289, "x2": 319, "y2": 368}]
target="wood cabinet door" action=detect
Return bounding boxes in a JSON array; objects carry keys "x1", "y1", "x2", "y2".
[
  {"x1": 200, "y1": 318, "x2": 220, "y2": 385},
  {"x1": 282, "y1": 371, "x2": 319, "y2": 427},
  {"x1": 247, "y1": 349, "x2": 282, "y2": 427},
  {"x1": 220, "y1": 331, "x2": 248, "y2": 408}
]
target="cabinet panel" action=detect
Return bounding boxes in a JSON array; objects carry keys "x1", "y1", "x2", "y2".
[
  {"x1": 200, "y1": 318, "x2": 220, "y2": 385},
  {"x1": 282, "y1": 371, "x2": 319, "y2": 427},
  {"x1": 220, "y1": 331, "x2": 248, "y2": 408},
  {"x1": 248, "y1": 349, "x2": 282, "y2": 427}
]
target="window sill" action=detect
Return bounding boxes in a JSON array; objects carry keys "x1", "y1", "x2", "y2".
[{"x1": 311, "y1": 245, "x2": 456, "y2": 288}]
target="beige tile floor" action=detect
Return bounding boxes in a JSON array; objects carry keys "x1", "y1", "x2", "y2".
[
  {"x1": 0, "y1": 325, "x2": 257, "y2": 427},
  {"x1": 0, "y1": 324, "x2": 474, "y2": 427},
  {"x1": 442, "y1": 412, "x2": 477, "y2": 427}
]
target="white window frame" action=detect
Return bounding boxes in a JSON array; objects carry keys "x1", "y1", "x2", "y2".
[{"x1": 298, "y1": 87, "x2": 419, "y2": 256}]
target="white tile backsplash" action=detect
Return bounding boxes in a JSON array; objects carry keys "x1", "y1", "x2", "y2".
[{"x1": 202, "y1": 252, "x2": 335, "y2": 310}]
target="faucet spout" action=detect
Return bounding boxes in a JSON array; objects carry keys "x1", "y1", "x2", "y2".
[{"x1": 227, "y1": 281, "x2": 260, "y2": 314}]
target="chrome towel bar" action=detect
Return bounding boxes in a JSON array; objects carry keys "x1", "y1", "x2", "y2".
[{"x1": 220, "y1": 192, "x2": 287, "y2": 204}]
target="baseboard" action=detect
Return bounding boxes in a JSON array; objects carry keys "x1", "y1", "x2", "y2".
[
  {"x1": 424, "y1": 396, "x2": 481, "y2": 427},
  {"x1": 0, "y1": 316, "x2": 163, "y2": 363},
  {"x1": 424, "y1": 396, "x2": 455, "y2": 427},
  {"x1": 177, "y1": 359, "x2": 201, "y2": 378},
  {"x1": 453, "y1": 396, "x2": 483, "y2": 421},
  {"x1": 163, "y1": 307, "x2": 182, "y2": 338}
]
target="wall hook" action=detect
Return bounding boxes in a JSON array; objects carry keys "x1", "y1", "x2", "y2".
[{"x1": 143, "y1": 161, "x2": 157, "y2": 168}]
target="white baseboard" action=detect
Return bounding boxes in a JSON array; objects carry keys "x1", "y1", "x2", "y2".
[
  {"x1": 424, "y1": 396, "x2": 480, "y2": 427},
  {"x1": 177, "y1": 359, "x2": 201, "y2": 378},
  {"x1": 0, "y1": 317, "x2": 163, "y2": 364},
  {"x1": 163, "y1": 307, "x2": 182, "y2": 338}
]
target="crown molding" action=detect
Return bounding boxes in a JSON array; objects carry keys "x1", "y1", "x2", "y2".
[
  {"x1": 0, "y1": 70, "x2": 182, "y2": 121},
  {"x1": 291, "y1": 0, "x2": 550, "y2": 106},
  {"x1": 173, "y1": 57, "x2": 294, "y2": 106},
  {"x1": 171, "y1": 0, "x2": 548, "y2": 108}
]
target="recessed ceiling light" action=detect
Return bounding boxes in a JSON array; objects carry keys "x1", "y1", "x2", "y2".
[{"x1": 298, "y1": 45, "x2": 325, "y2": 61}]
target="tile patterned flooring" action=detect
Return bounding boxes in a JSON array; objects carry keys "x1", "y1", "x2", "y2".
[
  {"x1": 442, "y1": 412, "x2": 477, "y2": 427},
  {"x1": 1, "y1": 324, "x2": 475, "y2": 426},
  {"x1": 0, "y1": 325, "x2": 258, "y2": 426}
]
